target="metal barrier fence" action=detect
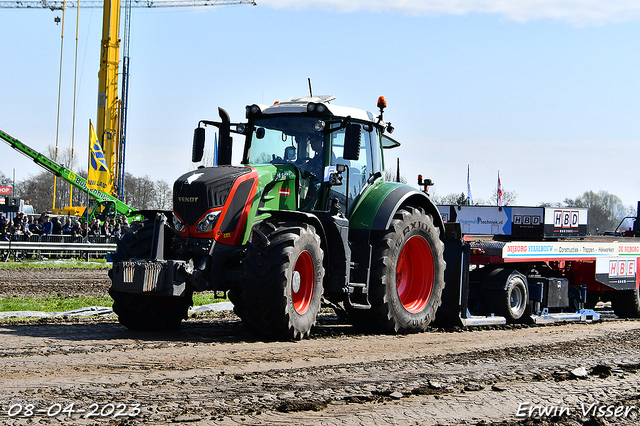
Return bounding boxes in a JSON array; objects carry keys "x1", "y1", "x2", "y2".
[{"x1": 0, "y1": 234, "x2": 118, "y2": 262}]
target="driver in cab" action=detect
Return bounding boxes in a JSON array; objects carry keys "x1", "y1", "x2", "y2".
[{"x1": 300, "y1": 133, "x2": 324, "y2": 179}]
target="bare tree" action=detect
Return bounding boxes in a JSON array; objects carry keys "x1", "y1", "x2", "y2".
[
  {"x1": 384, "y1": 168, "x2": 407, "y2": 184},
  {"x1": 488, "y1": 189, "x2": 518, "y2": 206},
  {"x1": 0, "y1": 170, "x2": 12, "y2": 188},
  {"x1": 154, "y1": 180, "x2": 173, "y2": 210},
  {"x1": 123, "y1": 173, "x2": 158, "y2": 210},
  {"x1": 574, "y1": 191, "x2": 627, "y2": 234},
  {"x1": 432, "y1": 192, "x2": 469, "y2": 206},
  {"x1": 14, "y1": 171, "x2": 54, "y2": 212}
]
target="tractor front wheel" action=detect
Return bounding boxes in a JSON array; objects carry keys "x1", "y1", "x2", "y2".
[{"x1": 232, "y1": 222, "x2": 324, "y2": 340}]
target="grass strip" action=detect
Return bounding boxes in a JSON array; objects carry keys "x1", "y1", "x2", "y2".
[
  {"x1": 0, "y1": 260, "x2": 109, "y2": 269},
  {"x1": 0, "y1": 293, "x2": 228, "y2": 312}
]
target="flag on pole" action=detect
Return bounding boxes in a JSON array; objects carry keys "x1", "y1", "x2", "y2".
[
  {"x1": 497, "y1": 171, "x2": 504, "y2": 206},
  {"x1": 87, "y1": 120, "x2": 113, "y2": 194},
  {"x1": 467, "y1": 165, "x2": 473, "y2": 205}
]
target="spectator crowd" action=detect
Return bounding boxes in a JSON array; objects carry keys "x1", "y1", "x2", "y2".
[{"x1": 0, "y1": 212, "x2": 129, "y2": 241}]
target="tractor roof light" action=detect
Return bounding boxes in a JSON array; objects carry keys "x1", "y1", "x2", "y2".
[
  {"x1": 386, "y1": 123, "x2": 394, "y2": 134},
  {"x1": 236, "y1": 123, "x2": 247, "y2": 134},
  {"x1": 377, "y1": 96, "x2": 388, "y2": 124},
  {"x1": 246, "y1": 104, "x2": 262, "y2": 118},
  {"x1": 377, "y1": 96, "x2": 387, "y2": 110},
  {"x1": 307, "y1": 102, "x2": 329, "y2": 114}
]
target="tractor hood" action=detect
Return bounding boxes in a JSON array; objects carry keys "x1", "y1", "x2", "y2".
[{"x1": 173, "y1": 166, "x2": 258, "y2": 245}]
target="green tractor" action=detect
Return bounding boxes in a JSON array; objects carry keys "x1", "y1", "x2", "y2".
[{"x1": 109, "y1": 95, "x2": 446, "y2": 339}]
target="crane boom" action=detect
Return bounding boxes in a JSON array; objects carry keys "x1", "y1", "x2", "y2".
[
  {"x1": 0, "y1": 0, "x2": 255, "y2": 9},
  {"x1": 0, "y1": 128, "x2": 137, "y2": 219}
]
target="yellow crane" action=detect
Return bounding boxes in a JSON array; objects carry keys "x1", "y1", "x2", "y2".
[{"x1": 2, "y1": 0, "x2": 256, "y2": 204}]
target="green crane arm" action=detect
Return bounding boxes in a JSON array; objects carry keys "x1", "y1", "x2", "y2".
[{"x1": 0, "y1": 128, "x2": 136, "y2": 217}]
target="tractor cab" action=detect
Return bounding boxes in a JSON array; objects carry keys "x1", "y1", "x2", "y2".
[{"x1": 192, "y1": 96, "x2": 397, "y2": 216}]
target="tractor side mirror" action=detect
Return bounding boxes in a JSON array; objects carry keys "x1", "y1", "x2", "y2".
[
  {"x1": 218, "y1": 107, "x2": 233, "y2": 165},
  {"x1": 343, "y1": 123, "x2": 361, "y2": 161},
  {"x1": 192, "y1": 127, "x2": 205, "y2": 163}
]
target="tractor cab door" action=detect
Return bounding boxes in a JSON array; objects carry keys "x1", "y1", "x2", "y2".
[{"x1": 329, "y1": 123, "x2": 382, "y2": 216}]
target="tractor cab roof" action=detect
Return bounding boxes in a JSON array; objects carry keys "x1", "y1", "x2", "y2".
[{"x1": 247, "y1": 95, "x2": 377, "y2": 124}]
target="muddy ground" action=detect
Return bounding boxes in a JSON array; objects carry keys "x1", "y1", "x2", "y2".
[
  {"x1": 0, "y1": 268, "x2": 639, "y2": 425},
  {"x1": 0, "y1": 268, "x2": 111, "y2": 298}
]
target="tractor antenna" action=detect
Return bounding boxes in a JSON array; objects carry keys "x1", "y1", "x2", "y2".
[{"x1": 308, "y1": 78, "x2": 313, "y2": 97}]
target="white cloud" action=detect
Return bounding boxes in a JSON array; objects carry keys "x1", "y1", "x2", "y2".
[{"x1": 258, "y1": 0, "x2": 640, "y2": 25}]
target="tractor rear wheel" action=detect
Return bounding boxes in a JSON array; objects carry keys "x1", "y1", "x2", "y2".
[
  {"x1": 353, "y1": 206, "x2": 445, "y2": 334},
  {"x1": 611, "y1": 289, "x2": 640, "y2": 318},
  {"x1": 109, "y1": 220, "x2": 192, "y2": 331},
  {"x1": 232, "y1": 221, "x2": 324, "y2": 340}
]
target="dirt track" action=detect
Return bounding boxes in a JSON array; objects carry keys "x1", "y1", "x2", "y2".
[
  {"x1": 0, "y1": 268, "x2": 110, "y2": 298},
  {"x1": 1, "y1": 268, "x2": 640, "y2": 425}
]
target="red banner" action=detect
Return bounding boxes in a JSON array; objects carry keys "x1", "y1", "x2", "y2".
[{"x1": 0, "y1": 186, "x2": 11, "y2": 195}]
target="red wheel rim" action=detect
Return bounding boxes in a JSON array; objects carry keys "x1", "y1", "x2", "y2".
[
  {"x1": 292, "y1": 250, "x2": 315, "y2": 315},
  {"x1": 396, "y1": 235, "x2": 435, "y2": 313}
]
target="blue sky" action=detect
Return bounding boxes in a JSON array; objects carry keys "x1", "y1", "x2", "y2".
[{"x1": 1, "y1": 0, "x2": 640, "y2": 208}]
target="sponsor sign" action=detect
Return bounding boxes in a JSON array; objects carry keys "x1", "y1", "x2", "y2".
[
  {"x1": 503, "y1": 242, "x2": 621, "y2": 259},
  {"x1": 595, "y1": 254, "x2": 639, "y2": 290},
  {"x1": 438, "y1": 205, "x2": 588, "y2": 237},
  {"x1": 453, "y1": 206, "x2": 509, "y2": 235},
  {"x1": 511, "y1": 207, "x2": 544, "y2": 237},
  {"x1": 543, "y1": 207, "x2": 588, "y2": 236}
]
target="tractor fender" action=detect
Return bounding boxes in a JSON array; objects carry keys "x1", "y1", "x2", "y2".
[
  {"x1": 351, "y1": 183, "x2": 444, "y2": 235},
  {"x1": 254, "y1": 210, "x2": 327, "y2": 249}
]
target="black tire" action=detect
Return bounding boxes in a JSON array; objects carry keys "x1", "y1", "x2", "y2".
[
  {"x1": 611, "y1": 289, "x2": 640, "y2": 318},
  {"x1": 351, "y1": 206, "x2": 446, "y2": 334},
  {"x1": 485, "y1": 270, "x2": 529, "y2": 323},
  {"x1": 109, "y1": 220, "x2": 192, "y2": 331},
  {"x1": 231, "y1": 221, "x2": 324, "y2": 340}
]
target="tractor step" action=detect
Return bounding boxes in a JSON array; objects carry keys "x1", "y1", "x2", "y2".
[{"x1": 347, "y1": 282, "x2": 370, "y2": 309}]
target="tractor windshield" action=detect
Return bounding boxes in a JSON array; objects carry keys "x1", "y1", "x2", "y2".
[{"x1": 245, "y1": 116, "x2": 324, "y2": 172}]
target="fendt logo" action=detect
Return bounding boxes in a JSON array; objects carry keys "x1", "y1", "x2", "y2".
[
  {"x1": 0, "y1": 186, "x2": 11, "y2": 195},
  {"x1": 178, "y1": 197, "x2": 199, "y2": 202},
  {"x1": 554, "y1": 210, "x2": 579, "y2": 228}
]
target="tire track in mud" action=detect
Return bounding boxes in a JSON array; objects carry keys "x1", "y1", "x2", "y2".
[{"x1": 0, "y1": 268, "x2": 111, "y2": 298}]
